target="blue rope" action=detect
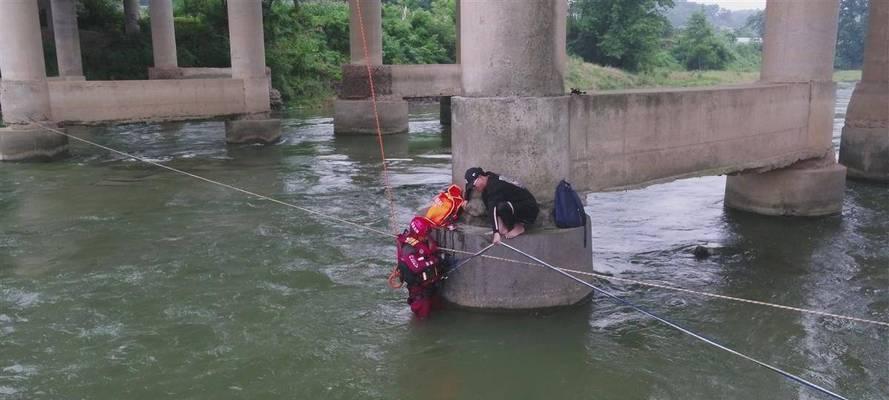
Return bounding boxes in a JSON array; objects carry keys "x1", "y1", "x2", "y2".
[{"x1": 499, "y1": 242, "x2": 849, "y2": 400}]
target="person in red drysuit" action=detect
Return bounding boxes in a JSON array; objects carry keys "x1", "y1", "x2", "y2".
[{"x1": 396, "y1": 216, "x2": 445, "y2": 319}]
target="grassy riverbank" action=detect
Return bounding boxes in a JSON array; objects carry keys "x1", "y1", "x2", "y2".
[{"x1": 565, "y1": 56, "x2": 862, "y2": 92}]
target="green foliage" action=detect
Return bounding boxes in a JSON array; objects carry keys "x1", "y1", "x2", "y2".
[
  {"x1": 741, "y1": 10, "x2": 764, "y2": 38},
  {"x1": 727, "y1": 42, "x2": 761, "y2": 72},
  {"x1": 567, "y1": 0, "x2": 675, "y2": 72},
  {"x1": 174, "y1": 17, "x2": 231, "y2": 68},
  {"x1": 76, "y1": 0, "x2": 123, "y2": 32},
  {"x1": 382, "y1": 0, "x2": 456, "y2": 64},
  {"x1": 74, "y1": 1, "x2": 154, "y2": 80},
  {"x1": 835, "y1": 0, "x2": 869, "y2": 69},
  {"x1": 82, "y1": 32, "x2": 154, "y2": 80},
  {"x1": 263, "y1": 1, "x2": 350, "y2": 102},
  {"x1": 565, "y1": 56, "x2": 760, "y2": 91},
  {"x1": 671, "y1": 12, "x2": 734, "y2": 70}
]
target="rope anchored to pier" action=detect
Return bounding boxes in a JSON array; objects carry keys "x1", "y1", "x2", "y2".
[
  {"x1": 28, "y1": 120, "x2": 889, "y2": 332},
  {"x1": 499, "y1": 242, "x2": 851, "y2": 400}
]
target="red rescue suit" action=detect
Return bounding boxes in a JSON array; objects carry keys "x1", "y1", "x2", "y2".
[{"x1": 396, "y1": 232, "x2": 444, "y2": 319}]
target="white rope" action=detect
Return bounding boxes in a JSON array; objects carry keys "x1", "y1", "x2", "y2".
[
  {"x1": 449, "y1": 248, "x2": 889, "y2": 328},
  {"x1": 36, "y1": 122, "x2": 394, "y2": 237},
  {"x1": 34, "y1": 121, "x2": 889, "y2": 329}
]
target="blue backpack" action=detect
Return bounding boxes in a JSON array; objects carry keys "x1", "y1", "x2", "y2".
[{"x1": 553, "y1": 180, "x2": 588, "y2": 246}]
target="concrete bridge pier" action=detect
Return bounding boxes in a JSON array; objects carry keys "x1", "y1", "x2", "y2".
[
  {"x1": 447, "y1": 0, "x2": 591, "y2": 309},
  {"x1": 148, "y1": 0, "x2": 178, "y2": 78},
  {"x1": 0, "y1": 0, "x2": 69, "y2": 161},
  {"x1": 50, "y1": 0, "x2": 84, "y2": 80},
  {"x1": 225, "y1": 0, "x2": 281, "y2": 144},
  {"x1": 334, "y1": 0, "x2": 408, "y2": 135},
  {"x1": 725, "y1": 0, "x2": 847, "y2": 216},
  {"x1": 839, "y1": 0, "x2": 889, "y2": 182},
  {"x1": 123, "y1": 0, "x2": 142, "y2": 35}
]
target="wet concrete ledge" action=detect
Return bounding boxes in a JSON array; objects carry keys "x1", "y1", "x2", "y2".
[
  {"x1": 435, "y1": 223, "x2": 593, "y2": 310},
  {"x1": 0, "y1": 126, "x2": 69, "y2": 161}
]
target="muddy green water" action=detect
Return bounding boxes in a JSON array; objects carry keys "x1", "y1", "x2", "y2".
[{"x1": 1, "y1": 85, "x2": 886, "y2": 399}]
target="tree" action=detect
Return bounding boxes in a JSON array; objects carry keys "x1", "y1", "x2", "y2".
[
  {"x1": 742, "y1": 9, "x2": 764, "y2": 38},
  {"x1": 382, "y1": 0, "x2": 455, "y2": 64},
  {"x1": 835, "y1": 0, "x2": 869, "y2": 69},
  {"x1": 567, "y1": 0, "x2": 675, "y2": 72},
  {"x1": 672, "y1": 11, "x2": 734, "y2": 70}
]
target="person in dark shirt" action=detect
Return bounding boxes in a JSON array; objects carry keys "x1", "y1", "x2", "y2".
[{"x1": 464, "y1": 167, "x2": 539, "y2": 243}]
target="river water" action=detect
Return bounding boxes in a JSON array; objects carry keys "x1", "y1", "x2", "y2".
[{"x1": 0, "y1": 84, "x2": 886, "y2": 399}]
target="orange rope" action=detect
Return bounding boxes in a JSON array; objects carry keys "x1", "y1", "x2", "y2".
[
  {"x1": 354, "y1": 0, "x2": 403, "y2": 288},
  {"x1": 355, "y1": 0, "x2": 398, "y2": 236}
]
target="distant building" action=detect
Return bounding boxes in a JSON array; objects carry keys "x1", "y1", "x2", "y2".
[{"x1": 736, "y1": 37, "x2": 762, "y2": 44}]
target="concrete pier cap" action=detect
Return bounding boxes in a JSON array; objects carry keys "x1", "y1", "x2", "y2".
[
  {"x1": 333, "y1": 98, "x2": 409, "y2": 135},
  {"x1": 435, "y1": 224, "x2": 593, "y2": 310},
  {"x1": 0, "y1": 126, "x2": 70, "y2": 161},
  {"x1": 0, "y1": 0, "x2": 70, "y2": 161},
  {"x1": 839, "y1": 0, "x2": 889, "y2": 182},
  {"x1": 725, "y1": 154, "x2": 847, "y2": 216},
  {"x1": 225, "y1": 114, "x2": 282, "y2": 145}
]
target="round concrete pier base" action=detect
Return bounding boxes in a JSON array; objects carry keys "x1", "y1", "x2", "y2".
[
  {"x1": 225, "y1": 118, "x2": 282, "y2": 144},
  {"x1": 839, "y1": 126, "x2": 889, "y2": 182},
  {"x1": 0, "y1": 126, "x2": 69, "y2": 161},
  {"x1": 434, "y1": 223, "x2": 593, "y2": 310},
  {"x1": 725, "y1": 157, "x2": 847, "y2": 216},
  {"x1": 333, "y1": 98, "x2": 408, "y2": 135}
]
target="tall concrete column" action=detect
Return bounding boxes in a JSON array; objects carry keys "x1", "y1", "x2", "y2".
[
  {"x1": 0, "y1": 0, "x2": 68, "y2": 160},
  {"x1": 725, "y1": 0, "x2": 846, "y2": 216},
  {"x1": 455, "y1": 0, "x2": 568, "y2": 201},
  {"x1": 50, "y1": 0, "x2": 84, "y2": 78},
  {"x1": 460, "y1": 0, "x2": 566, "y2": 97},
  {"x1": 759, "y1": 0, "x2": 840, "y2": 82},
  {"x1": 839, "y1": 0, "x2": 889, "y2": 182},
  {"x1": 446, "y1": 0, "x2": 590, "y2": 310},
  {"x1": 348, "y1": 0, "x2": 382, "y2": 65},
  {"x1": 124, "y1": 0, "x2": 142, "y2": 35},
  {"x1": 149, "y1": 0, "x2": 177, "y2": 69},
  {"x1": 334, "y1": 0, "x2": 407, "y2": 135},
  {"x1": 224, "y1": 0, "x2": 280, "y2": 144},
  {"x1": 455, "y1": 0, "x2": 461, "y2": 64}
]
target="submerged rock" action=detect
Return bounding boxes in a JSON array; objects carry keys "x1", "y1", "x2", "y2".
[{"x1": 692, "y1": 245, "x2": 712, "y2": 260}]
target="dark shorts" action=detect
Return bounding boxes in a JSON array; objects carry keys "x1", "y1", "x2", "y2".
[{"x1": 495, "y1": 199, "x2": 539, "y2": 229}]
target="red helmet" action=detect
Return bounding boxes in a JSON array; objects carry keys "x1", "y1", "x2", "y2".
[{"x1": 409, "y1": 216, "x2": 434, "y2": 237}]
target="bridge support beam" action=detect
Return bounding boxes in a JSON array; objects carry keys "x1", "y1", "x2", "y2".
[
  {"x1": 225, "y1": 0, "x2": 280, "y2": 144},
  {"x1": 839, "y1": 0, "x2": 888, "y2": 182},
  {"x1": 334, "y1": 0, "x2": 408, "y2": 135},
  {"x1": 725, "y1": 0, "x2": 845, "y2": 216},
  {"x1": 0, "y1": 0, "x2": 68, "y2": 161},
  {"x1": 725, "y1": 154, "x2": 846, "y2": 216}
]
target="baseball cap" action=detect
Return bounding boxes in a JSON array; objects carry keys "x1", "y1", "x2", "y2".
[
  {"x1": 464, "y1": 167, "x2": 484, "y2": 199},
  {"x1": 464, "y1": 167, "x2": 484, "y2": 186}
]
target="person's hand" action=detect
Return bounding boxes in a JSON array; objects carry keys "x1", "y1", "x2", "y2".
[{"x1": 492, "y1": 232, "x2": 502, "y2": 244}]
